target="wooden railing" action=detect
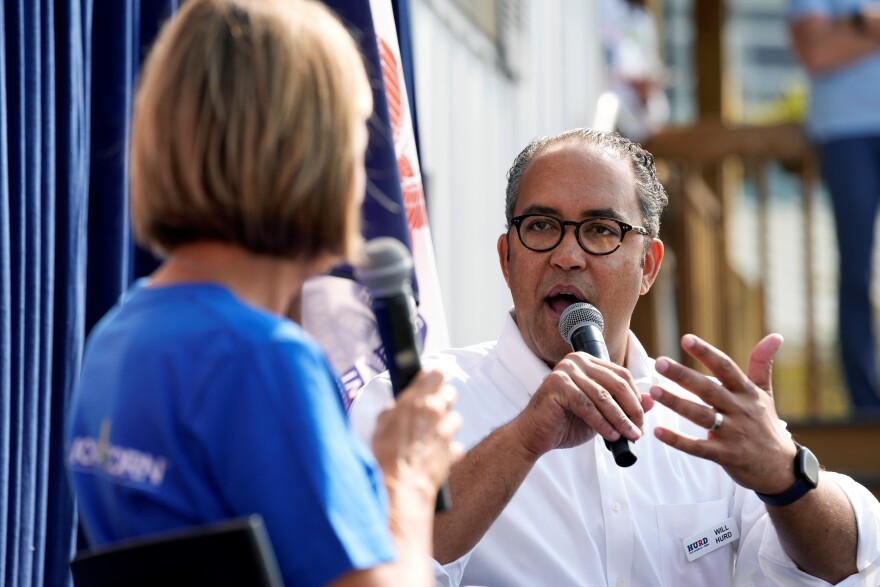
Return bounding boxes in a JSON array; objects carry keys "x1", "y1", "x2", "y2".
[{"x1": 637, "y1": 121, "x2": 828, "y2": 419}]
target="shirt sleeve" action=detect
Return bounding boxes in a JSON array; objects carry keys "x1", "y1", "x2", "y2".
[
  {"x1": 189, "y1": 329, "x2": 396, "y2": 587},
  {"x1": 432, "y1": 553, "x2": 475, "y2": 587},
  {"x1": 349, "y1": 372, "x2": 395, "y2": 448},
  {"x1": 734, "y1": 472, "x2": 880, "y2": 586}
]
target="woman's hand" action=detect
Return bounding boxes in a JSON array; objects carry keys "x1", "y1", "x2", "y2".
[{"x1": 371, "y1": 370, "x2": 463, "y2": 507}]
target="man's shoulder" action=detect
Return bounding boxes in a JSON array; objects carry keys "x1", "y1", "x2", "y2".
[
  {"x1": 355, "y1": 339, "x2": 499, "y2": 396},
  {"x1": 420, "y1": 339, "x2": 499, "y2": 376},
  {"x1": 349, "y1": 340, "x2": 501, "y2": 440}
]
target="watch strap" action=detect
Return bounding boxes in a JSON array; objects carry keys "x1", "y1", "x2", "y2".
[
  {"x1": 755, "y1": 443, "x2": 819, "y2": 506},
  {"x1": 852, "y1": 10, "x2": 868, "y2": 33},
  {"x1": 755, "y1": 477, "x2": 815, "y2": 506}
]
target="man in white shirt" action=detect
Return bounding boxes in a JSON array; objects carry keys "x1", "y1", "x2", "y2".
[{"x1": 351, "y1": 128, "x2": 880, "y2": 586}]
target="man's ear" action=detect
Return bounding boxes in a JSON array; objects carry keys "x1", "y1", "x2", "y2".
[
  {"x1": 640, "y1": 238, "x2": 664, "y2": 295},
  {"x1": 497, "y1": 233, "x2": 511, "y2": 287}
]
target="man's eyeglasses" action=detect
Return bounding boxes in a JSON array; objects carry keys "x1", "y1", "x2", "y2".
[{"x1": 509, "y1": 214, "x2": 649, "y2": 256}]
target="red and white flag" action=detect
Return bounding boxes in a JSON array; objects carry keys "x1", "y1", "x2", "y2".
[{"x1": 302, "y1": 0, "x2": 448, "y2": 408}]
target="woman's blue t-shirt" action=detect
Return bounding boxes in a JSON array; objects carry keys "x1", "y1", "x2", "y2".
[{"x1": 66, "y1": 281, "x2": 395, "y2": 587}]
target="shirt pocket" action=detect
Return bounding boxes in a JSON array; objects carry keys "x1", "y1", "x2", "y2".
[{"x1": 655, "y1": 499, "x2": 734, "y2": 587}]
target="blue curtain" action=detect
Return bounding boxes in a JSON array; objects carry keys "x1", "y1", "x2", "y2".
[
  {"x1": 0, "y1": 0, "x2": 90, "y2": 584},
  {"x1": 87, "y1": 0, "x2": 173, "y2": 335},
  {"x1": 0, "y1": 0, "x2": 172, "y2": 585}
]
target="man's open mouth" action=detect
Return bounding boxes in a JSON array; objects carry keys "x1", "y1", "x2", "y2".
[{"x1": 545, "y1": 287, "x2": 587, "y2": 317}]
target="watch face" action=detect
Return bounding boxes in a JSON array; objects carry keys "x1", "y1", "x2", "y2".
[{"x1": 798, "y1": 446, "x2": 820, "y2": 487}]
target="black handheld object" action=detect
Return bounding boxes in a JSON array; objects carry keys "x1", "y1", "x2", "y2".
[
  {"x1": 558, "y1": 303, "x2": 637, "y2": 467},
  {"x1": 355, "y1": 237, "x2": 452, "y2": 512}
]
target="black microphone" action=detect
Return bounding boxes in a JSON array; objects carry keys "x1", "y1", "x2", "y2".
[
  {"x1": 558, "y1": 303, "x2": 637, "y2": 467},
  {"x1": 355, "y1": 237, "x2": 451, "y2": 512}
]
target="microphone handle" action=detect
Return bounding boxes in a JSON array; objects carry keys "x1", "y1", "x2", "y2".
[
  {"x1": 570, "y1": 327, "x2": 638, "y2": 468},
  {"x1": 372, "y1": 294, "x2": 452, "y2": 512},
  {"x1": 604, "y1": 438, "x2": 637, "y2": 468}
]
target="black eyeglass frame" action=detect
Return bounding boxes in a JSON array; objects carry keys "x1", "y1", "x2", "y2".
[{"x1": 509, "y1": 214, "x2": 650, "y2": 256}]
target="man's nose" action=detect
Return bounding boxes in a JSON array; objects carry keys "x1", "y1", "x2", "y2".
[{"x1": 549, "y1": 226, "x2": 587, "y2": 270}]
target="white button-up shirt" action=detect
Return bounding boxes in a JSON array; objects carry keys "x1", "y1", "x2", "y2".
[{"x1": 350, "y1": 311, "x2": 880, "y2": 586}]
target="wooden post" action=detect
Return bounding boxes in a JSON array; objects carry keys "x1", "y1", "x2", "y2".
[
  {"x1": 801, "y1": 156, "x2": 820, "y2": 417},
  {"x1": 756, "y1": 160, "x2": 769, "y2": 336},
  {"x1": 695, "y1": 0, "x2": 724, "y2": 120}
]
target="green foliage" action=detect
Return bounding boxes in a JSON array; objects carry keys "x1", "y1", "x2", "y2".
[{"x1": 745, "y1": 81, "x2": 808, "y2": 126}]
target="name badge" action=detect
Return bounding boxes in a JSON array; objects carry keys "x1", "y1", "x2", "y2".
[{"x1": 682, "y1": 516, "x2": 740, "y2": 562}]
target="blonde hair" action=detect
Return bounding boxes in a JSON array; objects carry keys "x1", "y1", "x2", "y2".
[{"x1": 130, "y1": 0, "x2": 371, "y2": 261}]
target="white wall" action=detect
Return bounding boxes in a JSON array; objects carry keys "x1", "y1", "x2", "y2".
[{"x1": 412, "y1": 0, "x2": 604, "y2": 346}]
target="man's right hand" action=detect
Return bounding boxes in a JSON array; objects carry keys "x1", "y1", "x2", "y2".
[{"x1": 509, "y1": 351, "x2": 651, "y2": 458}]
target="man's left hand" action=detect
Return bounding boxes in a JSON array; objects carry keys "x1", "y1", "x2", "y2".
[{"x1": 649, "y1": 333, "x2": 799, "y2": 495}]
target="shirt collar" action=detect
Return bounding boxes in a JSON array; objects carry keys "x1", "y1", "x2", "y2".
[
  {"x1": 625, "y1": 330, "x2": 661, "y2": 392},
  {"x1": 495, "y1": 308, "x2": 552, "y2": 398}
]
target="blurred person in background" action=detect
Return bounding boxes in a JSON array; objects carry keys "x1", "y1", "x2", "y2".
[
  {"x1": 789, "y1": 0, "x2": 880, "y2": 412},
  {"x1": 65, "y1": 1, "x2": 461, "y2": 586},
  {"x1": 602, "y1": 0, "x2": 670, "y2": 144}
]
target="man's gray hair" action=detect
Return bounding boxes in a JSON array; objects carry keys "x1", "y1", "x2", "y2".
[{"x1": 504, "y1": 128, "x2": 669, "y2": 238}]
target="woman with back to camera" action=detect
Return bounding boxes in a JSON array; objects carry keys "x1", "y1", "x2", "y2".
[{"x1": 65, "y1": 1, "x2": 462, "y2": 585}]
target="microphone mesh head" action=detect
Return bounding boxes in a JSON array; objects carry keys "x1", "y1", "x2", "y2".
[
  {"x1": 558, "y1": 303, "x2": 604, "y2": 345},
  {"x1": 354, "y1": 237, "x2": 413, "y2": 297}
]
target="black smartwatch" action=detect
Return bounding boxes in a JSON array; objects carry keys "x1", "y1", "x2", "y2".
[
  {"x1": 852, "y1": 10, "x2": 868, "y2": 34},
  {"x1": 755, "y1": 443, "x2": 820, "y2": 506}
]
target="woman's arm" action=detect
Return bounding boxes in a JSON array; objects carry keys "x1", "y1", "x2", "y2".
[{"x1": 331, "y1": 370, "x2": 462, "y2": 587}]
